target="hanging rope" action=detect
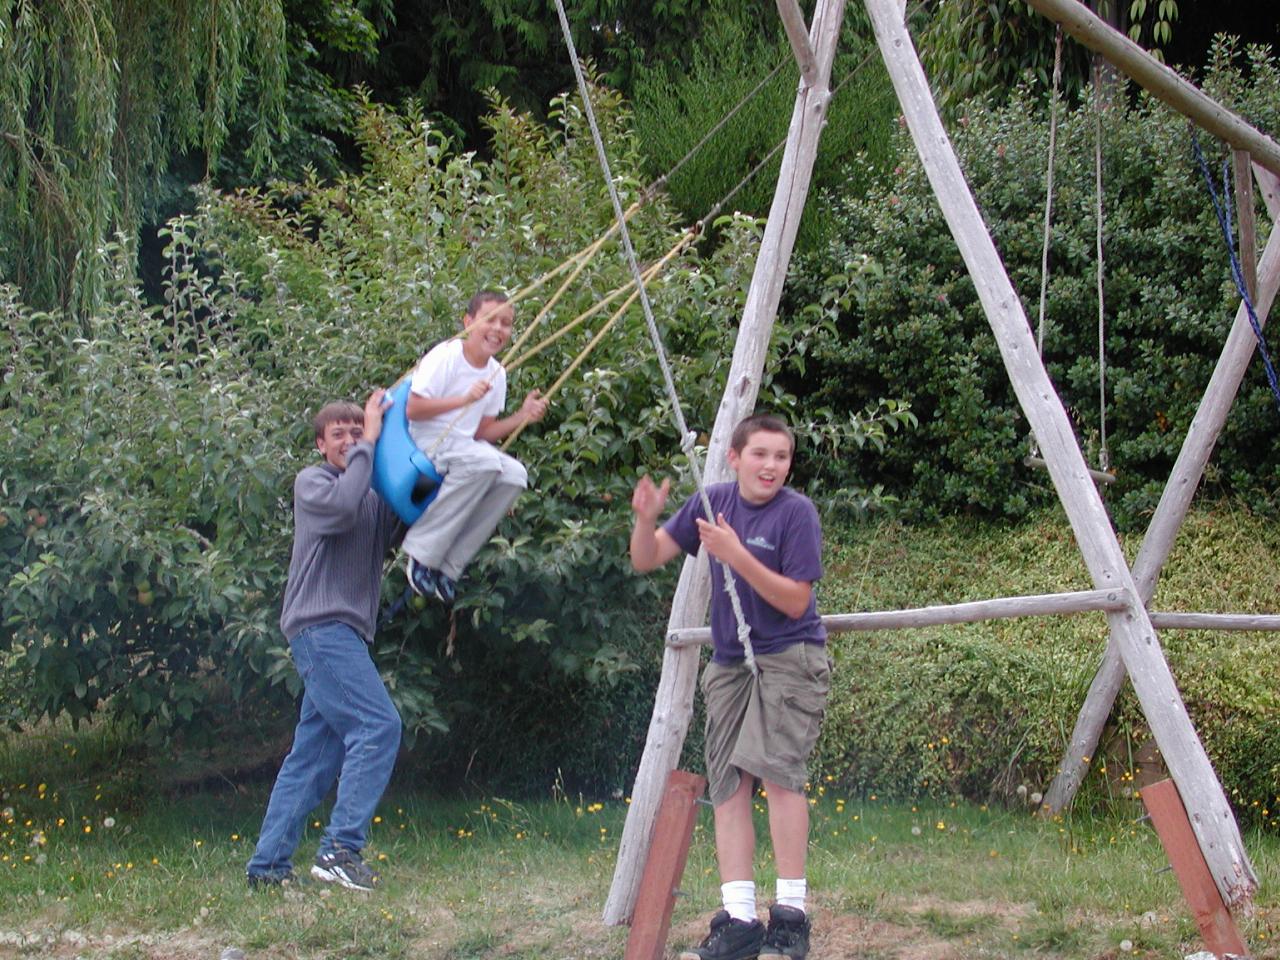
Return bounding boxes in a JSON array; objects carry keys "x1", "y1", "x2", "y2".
[
  {"x1": 1191, "y1": 133, "x2": 1280, "y2": 415},
  {"x1": 551, "y1": 0, "x2": 757, "y2": 672}
]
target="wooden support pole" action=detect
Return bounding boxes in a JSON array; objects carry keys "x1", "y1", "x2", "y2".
[
  {"x1": 667, "y1": 589, "x2": 1129, "y2": 646},
  {"x1": 1149, "y1": 612, "x2": 1280, "y2": 632},
  {"x1": 623, "y1": 771, "x2": 707, "y2": 960},
  {"x1": 775, "y1": 0, "x2": 817, "y2": 87},
  {"x1": 1234, "y1": 151, "x2": 1258, "y2": 304},
  {"x1": 1141, "y1": 779, "x2": 1250, "y2": 959},
  {"x1": 864, "y1": 0, "x2": 1256, "y2": 905},
  {"x1": 1023, "y1": 0, "x2": 1280, "y2": 179},
  {"x1": 1043, "y1": 190, "x2": 1280, "y2": 821},
  {"x1": 1255, "y1": 162, "x2": 1280, "y2": 221},
  {"x1": 603, "y1": 0, "x2": 847, "y2": 926}
]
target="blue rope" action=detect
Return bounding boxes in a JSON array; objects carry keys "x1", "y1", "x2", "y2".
[{"x1": 1190, "y1": 133, "x2": 1280, "y2": 415}]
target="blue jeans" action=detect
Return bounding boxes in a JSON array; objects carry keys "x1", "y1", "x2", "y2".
[{"x1": 246, "y1": 621, "x2": 402, "y2": 878}]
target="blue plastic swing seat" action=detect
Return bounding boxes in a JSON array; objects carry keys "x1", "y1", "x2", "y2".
[{"x1": 372, "y1": 379, "x2": 443, "y2": 526}]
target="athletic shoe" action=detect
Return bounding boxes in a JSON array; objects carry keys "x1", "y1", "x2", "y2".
[
  {"x1": 406, "y1": 558, "x2": 454, "y2": 606},
  {"x1": 246, "y1": 868, "x2": 294, "y2": 889},
  {"x1": 678, "y1": 910, "x2": 765, "y2": 960},
  {"x1": 758, "y1": 904, "x2": 811, "y2": 959},
  {"x1": 311, "y1": 848, "x2": 379, "y2": 891}
]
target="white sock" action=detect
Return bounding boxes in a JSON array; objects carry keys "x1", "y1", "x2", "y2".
[
  {"x1": 721, "y1": 880, "x2": 757, "y2": 922},
  {"x1": 776, "y1": 877, "x2": 807, "y2": 913}
]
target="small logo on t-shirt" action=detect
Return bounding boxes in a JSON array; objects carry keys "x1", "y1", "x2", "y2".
[{"x1": 745, "y1": 536, "x2": 776, "y2": 551}]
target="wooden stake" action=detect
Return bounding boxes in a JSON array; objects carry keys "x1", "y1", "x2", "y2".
[
  {"x1": 1141, "y1": 779, "x2": 1250, "y2": 958},
  {"x1": 623, "y1": 770, "x2": 707, "y2": 960}
]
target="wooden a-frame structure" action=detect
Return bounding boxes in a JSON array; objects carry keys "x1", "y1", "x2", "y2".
[{"x1": 603, "y1": 0, "x2": 1280, "y2": 929}]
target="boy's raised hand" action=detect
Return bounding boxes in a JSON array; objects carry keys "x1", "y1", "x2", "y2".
[
  {"x1": 362, "y1": 388, "x2": 389, "y2": 444},
  {"x1": 520, "y1": 389, "x2": 548, "y2": 424},
  {"x1": 631, "y1": 474, "x2": 670, "y2": 524}
]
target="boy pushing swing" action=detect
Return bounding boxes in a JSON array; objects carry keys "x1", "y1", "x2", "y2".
[{"x1": 630, "y1": 413, "x2": 830, "y2": 960}]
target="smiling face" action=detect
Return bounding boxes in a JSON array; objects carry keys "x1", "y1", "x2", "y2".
[
  {"x1": 727, "y1": 428, "x2": 793, "y2": 504},
  {"x1": 315, "y1": 419, "x2": 365, "y2": 470},
  {"x1": 461, "y1": 298, "x2": 514, "y2": 365}
]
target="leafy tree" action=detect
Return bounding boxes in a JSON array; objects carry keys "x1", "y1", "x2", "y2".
[
  {"x1": 630, "y1": 0, "x2": 899, "y2": 252},
  {"x1": 0, "y1": 0, "x2": 288, "y2": 315},
  {"x1": 914, "y1": 0, "x2": 1181, "y2": 114}
]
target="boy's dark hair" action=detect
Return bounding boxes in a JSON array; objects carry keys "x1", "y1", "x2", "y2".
[
  {"x1": 466, "y1": 290, "x2": 509, "y2": 319},
  {"x1": 730, "y1": 413, "x2": 795, "y2": 455},
  {"x1": 313, "y1": 401, "x2": 364, "y2": 441}
]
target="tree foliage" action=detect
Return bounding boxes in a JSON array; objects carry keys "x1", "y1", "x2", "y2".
[
  {"x1": 629, "y1": 0, "x2": 899, "y2": 252},
  {"x1": 914, "y1": 0, "x2": 1181, "y2": 114},
  {"x1": 0, "y1": 0, "x2": 288, "y2": 314}
]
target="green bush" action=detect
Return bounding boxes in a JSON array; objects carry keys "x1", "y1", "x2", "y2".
[
  {"x1": 813, "y1": 501, "x2": 1280, "y2": 825},
  {"x1": 791, "y1": 39, "x2": 1280, "y2": 528}
]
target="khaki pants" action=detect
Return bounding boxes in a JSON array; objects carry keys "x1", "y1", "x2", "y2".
[{"x1": 700, "y1": 642, "x2": 832, "y2": 807}]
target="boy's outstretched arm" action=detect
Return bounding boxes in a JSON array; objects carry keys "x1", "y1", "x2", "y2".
[
  {"x1": 696, "y1": 514, "x2": 813, "y2": 619},
  {"x1": 474, "y1": 389, "x2": 547, "y2": 443},
  {"x1": 630, "y1": 475, "x2": 682, "y2": 572}
]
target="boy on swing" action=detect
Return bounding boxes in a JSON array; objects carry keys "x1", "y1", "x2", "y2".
[
  {"x1": 403, "y1": 290, "x2": 548, "y2": 604},
  {"x1": 630, "y1": 413, "x2": 830, "y2": 960}
]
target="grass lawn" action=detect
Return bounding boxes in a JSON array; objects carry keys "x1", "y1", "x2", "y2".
[{"x1": 1, "y1": 721, "x2": 1278, "y2": 959}]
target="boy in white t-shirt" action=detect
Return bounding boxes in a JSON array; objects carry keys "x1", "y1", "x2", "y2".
[{"x1": 403, "y1": 290, "x2": 547, "y2": 604}]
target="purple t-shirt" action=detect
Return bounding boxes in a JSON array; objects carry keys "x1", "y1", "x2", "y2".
[{"x1": 664, "y1": 481, "x2": 826, "y2": 664}]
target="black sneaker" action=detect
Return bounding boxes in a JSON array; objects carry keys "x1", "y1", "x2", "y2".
[
  {"x1": 246, "y1": 868, "x2": 294, "y2": 889},
  {"x1": 311, "y1": 848, "x2": 378, "y2": 891},
  {"x1": 759, "y1": 904, "x2": 811, "y2": 959},
  {"x1": 679, "y1": 910, "x2": 765, "y2": 960},
  {"x1": 407, "y1": 558, "x2": 454, "y2": 606}
]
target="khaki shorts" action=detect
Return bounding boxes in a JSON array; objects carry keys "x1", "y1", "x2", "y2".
[{"x1": 700, "y1": 642, "x2": 832, "y2": 807}]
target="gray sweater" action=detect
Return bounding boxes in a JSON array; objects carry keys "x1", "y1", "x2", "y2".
[{"x1": 279, "y1": 442, "x2": 403, "y2": 643}]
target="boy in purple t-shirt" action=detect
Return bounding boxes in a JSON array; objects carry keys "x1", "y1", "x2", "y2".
[{"x1": 630, "y1": 414, "x2": 830, "y2": 960}]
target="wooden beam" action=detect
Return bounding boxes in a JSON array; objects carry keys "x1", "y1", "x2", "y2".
[
  {"x1": 1149, "y1": 612, "x2": 1280, "y2": 632},
  {"x1": 1234, "y1": 151, "x2": 1258, "y2": 304},
  {"x1": 775, "y1": 0, "x2": 817, "y2": 87},
  {"x1": 666, "y1": 589, "x2": 1129, "y2": 646},
  {"x1": 1043, "y1": 197, "x2": 1280, "y2": 820},
  {"x1": 602, "y1": 0, "x2": 848, "y2": 927},
  {"x1": 1141, "y1": 780, "x2": 1250, "y2": 958},
  {"x1": 623, "y1": 771, "x2": 707, "y2": 960},
  {"x1": 864, "y1": 0, "x2": 1256, "y2": 905},
  {"x1": 1023, "y1": 0, "x2": 1280, "y2": 179}
]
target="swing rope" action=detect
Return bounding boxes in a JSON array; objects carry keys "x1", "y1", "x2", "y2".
[
  {"x1": 552, "y1": 0, "x2": 758, "y2": 672},
  {"x1": 1027, "y1": 37, "x2": 1114, "y2": 483},
  {"x1": 1191, "y1": 133, "x2": 1280, "y2": 415}
]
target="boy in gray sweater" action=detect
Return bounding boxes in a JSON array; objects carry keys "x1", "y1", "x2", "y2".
[{"x1": 246, "y1": 390, "x2": 405, "y2": 892}]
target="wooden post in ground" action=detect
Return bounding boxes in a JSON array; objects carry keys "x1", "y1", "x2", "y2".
[
  {"x1": 1141, "y1": 780, "x2": 1250, "y2": 958},
  {"x1": 863, "y1": 0, "x2": 1256, "y2": 905},
  {"x1": 603, "y1": 0, "x2": 847, "y2": 926},
  {"x1": 624, "y1": 771, "x2": 707, "y2": 960}
]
